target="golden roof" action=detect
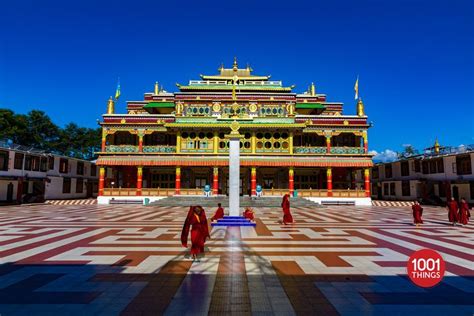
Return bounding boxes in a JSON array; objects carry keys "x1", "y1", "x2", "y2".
[{"x1": 200, "y1": 58, "x2": 270, "y2": 81}]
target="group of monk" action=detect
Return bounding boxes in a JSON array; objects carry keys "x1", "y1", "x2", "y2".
[
  {"x1": 181, "y1": 194, "x2": 294, "y2": 260},
  {"x1": 412, "y1": 197, "x2": 470, "y2": 227}
]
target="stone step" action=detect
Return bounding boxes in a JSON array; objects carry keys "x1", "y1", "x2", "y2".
[{"x1": 210, "y1": 216, "x2": 256, "y2": 227}]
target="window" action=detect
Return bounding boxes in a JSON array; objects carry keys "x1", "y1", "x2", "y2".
[
  {"x1": 59, "y1": 158, "x2": 69, "y2": 173},
  {"x1": 48, "y1": 157, "x2": 55, "y2": 170},
  {"x1": 40, "y1": 157, "x2": 47, "y2": 172},
  {"x1": 401, "y1": 161, "x2": 409, "y2": 177},
  {"x1": 14, "y1": 153, "x2": 24, "y2": 170},
  {"x1": 390, "y1": 183, "x2": 396, "y2": 196},
  {"x1": 385, "y1": 164, "x2": 392, "y2": 178},
  {"x1": 24, "y1": 155, "x2": 32, "y2": 170},
  {"x1": 0, "y1": 151, "x2": 8, "y2": 171},
  {"x1": 150, "y1": 172, "x2": 175, "y2": 188},
  {"x1": 31, "y1": 156, "x2": 40, "y2": 171},
  {"x1": 429, "y1": 160, "x2": 437, "y2": 174},
  {"x1": 422, "y1": 161, "x2": 429, "y2": 174},
  {"x1": 91, "y1": 164, "x2": 97, "y2": 177},
  {"x1": 62, "y1": 177, "x2": 71, "y2": 193},
  {"x1": 414, "y1": 160, "x2": 421, "y2": 173},
  {"x1": 383, "y1": 183, "x2": 389, "y2": 195},
  {"x1": 372, "y1": 167, "x2": 379, "y2": 179},
  {"x1": 470, "y1": 182, "x2": 474, "y2": 200},
  {"x1": 371, "y1": 183, "x2": 378, "y2": 196},
  {"x1": 436, "y1": 159, "x2": 444, "y2": 173},
  {"x1": 456, "y1": 155, "x2": 472, "y2": 175},
  {"x1": 77, "y1": 162, "x2": 84, "y2": 175},
  {"x1": 76, "y1": 178, "x2": 84, "y2": 193},
  {"x1": 402, "y1": 181, "x2": 410, "y2": 196}
]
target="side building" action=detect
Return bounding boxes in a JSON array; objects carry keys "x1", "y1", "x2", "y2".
[
  {"x1": 96, "y1": 60, "x2": 373, "y2": 205},
  {"x1": 363, "y1": 142, "x2": 474, "y2": 204},
  {"x1": 0, "y1": 141, "x2": 99, "y2": 204}
]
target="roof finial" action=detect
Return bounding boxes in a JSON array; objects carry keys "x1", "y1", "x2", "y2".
[
  {"x1": 218, "y1": 63, "x2": 224, "y2": 72},
  {"x1": 310, "y1": 82, "x2": 316, "y2": 96},
  {"x1": 357, "y1": 98, "x2": 365, "y2": 116},
  {"x1": 434, "y1": 138, "x2": 440, "y2": 154},
  {"x1": 154, "y1": 81, "x2": 159, "y2": 95},
  {"x1": 107, "y1": 96, "x2": 115, "y2": 114},
  {"x1": 233, "y1": 57, "x2": 238, "y2": 71}
]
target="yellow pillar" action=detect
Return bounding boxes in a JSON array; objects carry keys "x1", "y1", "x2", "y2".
[
  {"x1": 289, "y1": 132, "x2": 294, "y2": 154},
  {"x1": 213, "y1": 131, "x2": 219, "y2": 154},
  {"x1": 251, "y1": 131, "x2": 256, "y2": 154},
  {"x1": 176, "y1": 131, "x2": 181, "y2": 154}
]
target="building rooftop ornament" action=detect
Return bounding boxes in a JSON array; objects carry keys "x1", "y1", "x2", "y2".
[
  {"x1": 357, "y1": 98, "x2": 365, "y2": 116},
  {"x1": 107, "y1": 96, "x2": 115, "y2": 114}
]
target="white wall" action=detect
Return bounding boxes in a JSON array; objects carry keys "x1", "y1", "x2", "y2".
[{"x1": 0, "y1": 180, "x2": 18, "y2": 201}]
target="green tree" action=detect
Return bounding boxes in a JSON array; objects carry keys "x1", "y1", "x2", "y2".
[
  {"x1": 0, "y1": 109, "x2": 29, "y2": 144},
  {"x1": 25, "y1": 110, "x2": 60, "y2": 149}
]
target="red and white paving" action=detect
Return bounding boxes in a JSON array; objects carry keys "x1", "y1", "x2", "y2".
[{"x1": 0, "y1": 203, "x2": 472, "y2": 315}]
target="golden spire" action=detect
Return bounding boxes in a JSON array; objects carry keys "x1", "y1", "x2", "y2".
[
  {"x1": 107, "y1": 96, "x2": 115, "y2": 114},
  {"x1": 233, "y1": 57, "x2": 238, "y2": 71},
  {"x1": 434, "y1": 138, "x2": 440, "y2": 154},
  {"x1": 218, "y1": 63, "x2": 224, "y2": 73},
  {"x1": 357, "y1": 98, "x2": 365, "y2": 116},
  {"x1": 310, "y1": 82, "x2": 316, "y2": 96},
  {"x1": 154, "y1": 82, "x2": 159, "y2": 95}
]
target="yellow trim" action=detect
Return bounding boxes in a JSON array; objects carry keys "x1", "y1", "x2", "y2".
[
  {"x1": 99, "y1": 167, "x2": 105, "y2": 177},
  {"x1": 289, "y1": 132, "x2": 294, "y2": 155},
  {"x1": 327, "y1": 167, "x2": 332, "y2": 177},
  {"x1": 251, "y1": 132, "x2": 256, "y2": 154},
  {"x1": 176, "y1": 166, "x2": 181, "y2": 176},
  {"x1": 176, "y1": 132, "x2": 181, "y2": 154},
  {"x1": 213, "y1": 131, "x2": 218, "y2": 154},
  {"x1": 289, "y1": 167, "x2": 294, "y2": 177},
  {"x1": 165, "y1": 123, "x2": 305, "y2": 128},
  {"x1": 137, "y1": 166, "x2": 143, "y2": 176}
]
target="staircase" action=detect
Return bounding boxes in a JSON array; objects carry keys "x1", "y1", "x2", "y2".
[
  {"x1": 211, "y1": 216, "x2": 256, "y2": 227},
  {"x1": 148, "y1": 196, "x2": 323, "y2": 208}
]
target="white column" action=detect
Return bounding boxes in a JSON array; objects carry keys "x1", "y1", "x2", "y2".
[{"x1": 228, "y1": 137, "x2": 240, "y2": 216}]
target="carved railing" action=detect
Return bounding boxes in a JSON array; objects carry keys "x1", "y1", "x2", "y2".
[
  {"x1": 142, "y1": 188, "x2": 175, "y2": 196},
  {"x1": 330, "y1": 147, "x2": 365, "y2": 155},
  {"x1": 143, "y1": 146, "x2": 176, "y2": 153},
  {"x1": 297, "y1": 189, "x2": 365, "y2": 197},
  {"x1": 106, "y1": 145, "x2": 138, "y2": 153},
  {"x1": 294, "y1": 146, "x2": 327, "y2": 154}
]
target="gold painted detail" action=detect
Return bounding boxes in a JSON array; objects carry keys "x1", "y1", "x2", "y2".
[{"x1": 120, "y1": 119, "x2": 126, "y2": 124}]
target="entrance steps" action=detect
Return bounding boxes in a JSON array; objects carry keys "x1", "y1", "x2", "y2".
[
  {"x1": 148, "y1": 196, "x2": 323, "y2": 208},
  {"x1": 211, "y1": 216, "x2": 256, "y2": 227}
]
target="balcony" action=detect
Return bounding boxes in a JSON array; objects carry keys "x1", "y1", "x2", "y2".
[
  {"x1": 294, "y1": 147, "x2": 365, "y2": 155},
  {"x1": 105, "y1": 145, "x2": 176, "y2": 153}
]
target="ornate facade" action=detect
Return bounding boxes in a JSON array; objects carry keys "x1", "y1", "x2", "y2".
[{"x1": 96, "y1": 59, "x2": 373, "y2": 204}]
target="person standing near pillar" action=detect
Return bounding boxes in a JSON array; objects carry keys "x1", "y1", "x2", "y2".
[
  {"x1": 281, "y1": 193, "x2": 294, "y2": 224},
  {"x1": 211, "y1": 203, "x2": 224, "y2": 222}
]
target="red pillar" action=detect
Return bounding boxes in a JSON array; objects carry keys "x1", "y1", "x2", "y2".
[
  {"x1": 289, "y1": 167, "x2": 294, "y2": 197},
  {"x1": 213, "y1": 167, "x2": 219, "y2": 195},
  {"x1": 136, "y1": 166, "x2": 143, "y2": 196},
  {"x1": 364, "y1": 168, "x2": 370, "y2": 197},
  {"x1": 175, "y1": 167, "x2": 181, "y2": 195},
  {"x1": 99, "y1": 167, "x2": 105, "y2": 196},
  {"x1": 327, "y1": 167, "x2": 333, "y2": 197},
  {"x1": 251, "y1": 167, "x2": 257, "y2": 196}
]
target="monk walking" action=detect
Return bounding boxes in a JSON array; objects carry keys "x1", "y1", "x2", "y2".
[
  {"x1": 243, "y1": 207, "x2": 255, "y2": 221},
  {"x1": 181, "y1": 205, "x2": 210, "y2": 260},
  {"x1": 281, "y1": 193, "x2": 294, "y2": 224},
  {"x1": 211, "y1": 203, "x2": 224, "y2": 221},
  {"x1": 412, "y1": 200, "x2": 423, "y2": 226},
  {"x1": 447, "y1": 197, "x2": 459, "y2": 226},
  {"x1": 458, "y1": 198, "x2": 470, "y2": 225}
]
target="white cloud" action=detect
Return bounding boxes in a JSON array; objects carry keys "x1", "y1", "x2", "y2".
[{"x1": 371, "y1": 149, "x2": 398, "y2": 163}]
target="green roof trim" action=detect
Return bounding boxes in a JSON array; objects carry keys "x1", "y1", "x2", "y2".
[
  {"x1": 144, "y1": 102, "x2": 175, "y2": 108},
  {"x1": 295, "y1": 103, "x2": 326, "y2": 109}
]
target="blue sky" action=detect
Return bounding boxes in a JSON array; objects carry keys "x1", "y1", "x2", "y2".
[{"x1": 1, "y1": 0, "x2": 473, "y2": 154}]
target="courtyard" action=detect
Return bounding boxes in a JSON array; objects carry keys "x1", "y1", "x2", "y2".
[{"x1": 0, "y1": 203, "x2": 472, "y2": 315}]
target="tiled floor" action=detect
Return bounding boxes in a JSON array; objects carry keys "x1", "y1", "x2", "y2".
[{"x1": 0, "y1": 203, "x2": 472, "y2": 315}]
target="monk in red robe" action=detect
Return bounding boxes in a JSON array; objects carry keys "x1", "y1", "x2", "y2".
[
  {"x1": 243, "y1": 207, "x2": 255, "y2": 221},
  {"x1": 211, "y1": 203, "x2": 224, "y2": 221},
  {"x1": 458, "y1": 198, "x2": 470, "y2": 225},
  {"x1": 447, "y1": 197, "x2": 459, "y2": 226},
  {"x1": 412, "y1": 200, "x2": 423, "y2": 226},
  {"x1": 181, "y1": 205, "x2": 210, "y2": 260},
  {"x1": 281, "y1": 194, "x2": 294, "y2": 224}
]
